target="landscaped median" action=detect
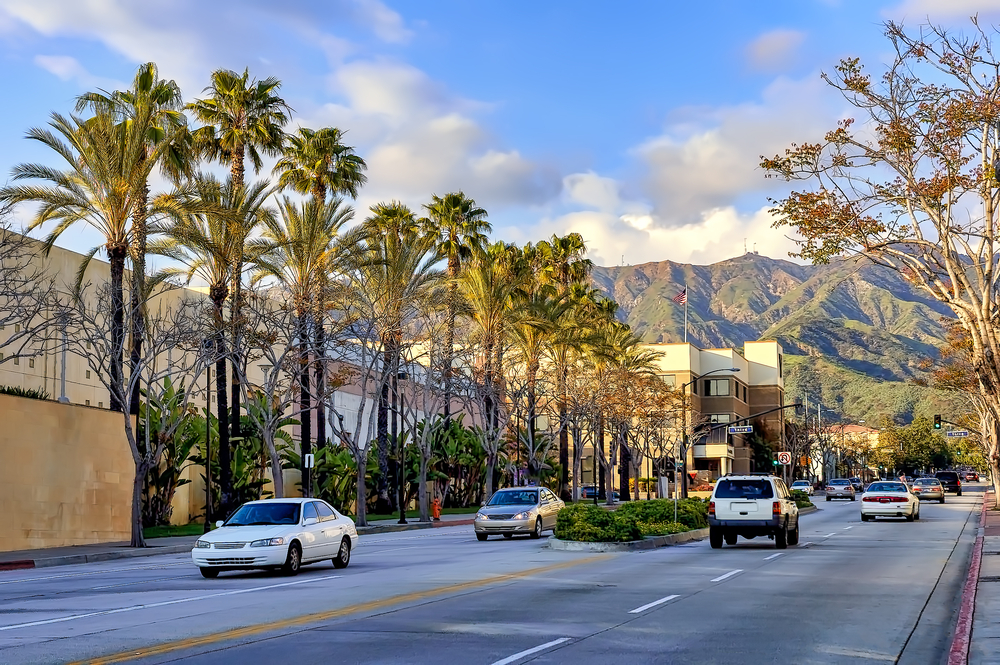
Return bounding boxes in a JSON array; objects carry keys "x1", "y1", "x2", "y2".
[{"x1": 547, "y1": 498, "x2": 710, "y2": 552}]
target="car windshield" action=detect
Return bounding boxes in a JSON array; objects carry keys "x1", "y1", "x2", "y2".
[
  {"x1": 714, "y1": 479, "x2": 774, "y2": 499},
  {"x1": 486, "y1": 490, "x2": 539, "y2": 506},
  {"x1": 225, "y1": 502, "x2": 301, "y2": 526},
  {"x1": 914, "y1": 479, "x2": 941, "y2": 486},
  {"x1": 867, "y1": 483, "x2": 907, "y2": 493},
  {"x1": 791, "y1": 481, "x2": 809, "y2": 487}
]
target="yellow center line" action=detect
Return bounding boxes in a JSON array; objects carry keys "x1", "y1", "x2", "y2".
[{"x1": 73, "y1": 555, "x2": 610, "y2": 665}]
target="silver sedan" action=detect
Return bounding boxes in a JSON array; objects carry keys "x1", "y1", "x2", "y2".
[
  {"x1": 475, "y1": 487, "x2": 565, "y2": 540},
  {"x1": 911, "y1": 477, "x2": 945, "y2": 503}
]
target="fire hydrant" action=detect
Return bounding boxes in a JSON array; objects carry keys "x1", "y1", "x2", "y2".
[{"x1": 431, "y1": 497, "x2": 442, "y2": 521}]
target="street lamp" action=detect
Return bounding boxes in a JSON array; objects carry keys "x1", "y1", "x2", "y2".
[{"x1": 680, "y1": 367, "x2": 740, "y2": 499}]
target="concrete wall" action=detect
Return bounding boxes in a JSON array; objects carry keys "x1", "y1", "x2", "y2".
[{"x1": 0, "y1": 393, "x2": 134, "y2": 552}]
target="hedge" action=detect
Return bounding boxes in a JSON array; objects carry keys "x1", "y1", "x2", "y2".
[
  {"x1": 555, "y1": 498, "x2": 709, "y2": 543},
  {"x1": 791, "y1": 489, "x2": 815, "y2": 509}
]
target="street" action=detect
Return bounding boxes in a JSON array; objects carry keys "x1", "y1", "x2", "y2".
[{"x1": 0, "y1": 487, "x2": 984, "y2": 665}]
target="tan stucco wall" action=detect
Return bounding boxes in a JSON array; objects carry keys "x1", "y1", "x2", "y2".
[{"x1": 0, "y1": 393, "x2": 134, "y2": 552}]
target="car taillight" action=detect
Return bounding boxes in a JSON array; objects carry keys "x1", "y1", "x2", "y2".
[
  {"x1": 826, "y1": 486, "x2": 835, "y2": 491},
  {"x1": 772, "y1": 501, "x2": 780, "y2": 515},
  {"x1": 913, "y1": 487, "x2": 921, "y2": 492},
  {"x1": 708, "y1": 501, "x2": 715, "y2": 516},
  {"x1": 863, "y1": 496, "x2": 878, "y2": 502},
  {"x1": 890, "y1": 497, "x2": 908, "y2": 503}
]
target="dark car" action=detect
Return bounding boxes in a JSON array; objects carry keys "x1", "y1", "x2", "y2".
[
  {"x1": 934, "y1": 471, "x2": 962, "y2": 496},
  {"x1": 580, "y1": 485, "x2": 619, "y2": 501},
  {"x1": 849, "y1": 477, "x2": 864, "y2": 492}
]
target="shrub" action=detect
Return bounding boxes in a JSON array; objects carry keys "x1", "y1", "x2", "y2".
[
  {"x1": 555, "y1": 503, "x2": 641, "y2": 542},
  {"x1": 790, "y1": 489, "x2": 814, "y2": 509},
  {"x1": 637, "y1": 521, "x2": 689, "y2": 537},
  {"x1": 617, "y1": 498, "x2": 709, "y2": 530},
  {"x1": 0, "y1": 385, "x2": 50, "y2": 400}
]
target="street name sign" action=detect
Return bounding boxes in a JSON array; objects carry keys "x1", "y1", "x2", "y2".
[
  {"x1": 946, "y1": 430, "x2": 970, "y2": 438},
  {"x1": 728, "y1": 425, "x2": 753, "y2": 434},
  {"x1": 777, "y1": 452, "x2": 792, "y2": 465}
]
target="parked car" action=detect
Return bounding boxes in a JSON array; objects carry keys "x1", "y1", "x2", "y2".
[
  {"x1": 849, "y1": 477, "x2": 864, "y2": 492},
  {"x1": 965, "y1": 471, "x2": 980, "y2": 482},
  {"x1": 580, "y1": 485, "x2": 620, "y2": 501},
  {"x1": 708, "y1": 474, "x2": 799, "y2": 549},
  {"x1": 825, "y1": 478, "x2": 856, "y2": 501},
  {"x1": 861, "y1": 481, "x2": 920, "y2": 521},
  {"x1": 790, "y1": 479, "x2": 814, "y2": 496},
  {"x1": 911, "y1": 477, "x2": 945, "y2": 503},
  {"x1": 934, "y1": 471, "x2": 963, "y2": 496},
  {"x1": 475, "y1": 487, "x2": 565, "y2": 541},
  {"x1": 191, "y1": 498, "x2": 358, "y2": 578}
]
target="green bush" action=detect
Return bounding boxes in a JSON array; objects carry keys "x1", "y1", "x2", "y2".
[
  {"x1": 555, "y1": 503, "x2": 642, "y2": 542},
  {"x1": 790, "y1": 489, "x2": 814, "y2": 509},
  {"x1": 0, "y1": 385, "x2": 50, "y2": 400},
  {"x1": 617, "y1": 498, "x2": 709, "y2": 530},
  {"x1": 636, "y1": 521, "x2": 689, "y2": 537}
]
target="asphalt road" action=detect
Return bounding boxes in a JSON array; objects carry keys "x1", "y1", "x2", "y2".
[{"x1": 0, "y1": 485, "x2": 984, "y2": 665}]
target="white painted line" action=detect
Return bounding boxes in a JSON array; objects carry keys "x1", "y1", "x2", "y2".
[
  {"x1": 843, "y1": 526, "x2": 853, "y2": 530},
  {"x1": 710, "y1": 569, "x2": 743, "y2": 583},
  {"x1": 491, "y1": 637, "x2": 571, "y2": 665},
  {"x1": 0, "y1": 562, "x2": 189, "y2": 585},
  {"x1": 628, "y1": 594, "x2": 680, "y2": 614},
  {"x1": 763, "y1": 553, "x2": 784, "y2": 561},
  {"x1": 0, "y1": 574, "x2": 341, "y2": 632},
  {"x1": 800, "y1": 542, "x2": 814, "y2": 547},
  {"x1": 823, "y1": 533, "x2": 836, "y2": 538}
]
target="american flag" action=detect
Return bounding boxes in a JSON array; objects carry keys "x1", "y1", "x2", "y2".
[{"x1": 672, "y1": 288, "x2": 687, "y2": 305}]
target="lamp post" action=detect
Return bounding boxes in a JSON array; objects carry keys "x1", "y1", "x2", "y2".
[{"x1": 680, "y1": 367, "x2": 740, "y2": 499}]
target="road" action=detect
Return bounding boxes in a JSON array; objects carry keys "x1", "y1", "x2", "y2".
[{"x1": 0, "y1": 486, "x2": 984, "y2": 665}]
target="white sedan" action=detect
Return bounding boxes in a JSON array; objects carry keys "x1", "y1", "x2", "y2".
[
  {"x1": 192, "y1": 498, "x2": 358, "y2": 578},
  {"x1": 790, "y1": 480, "x2": 814, "y2": 496},
  {"x1": 860, "y1": 481, "x2": 920, "y2": 522}
]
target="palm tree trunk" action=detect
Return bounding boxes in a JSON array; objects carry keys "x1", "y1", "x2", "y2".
[
  {"x1": 128, "y1": 183, "x2": 149, "y2": 416},
  {"x1": 558, "y1": 360, "x2": 569, "y2": 498},
  {"x1": 314, "y1": 316, "x2": 326, "y2": 452},
  {"x1": 298, "y1": 314, "x2": 312, "y2": 497},
  {"x1": 355, "y1": 450, "x2": 368, "y2": 527},
  {"x1": 444, "y1": 259, "x2": 459, "y2": 418},
  {"x1": 215, "y1": 338, "x2": 231, "y2": 514},
  {"x1": 230, "y1": 260, "x2": 243, "y2": 458},
  {"x1": 131, "y1": 460, "x2": 148, "y2": 547},
  {"x1": 375, "y1": 344, "x2": 392, "y2": 513},
  {"x1": 618, "y1": 423, "x2": 631, "y2": 502},
  {"x1": 108, "y1": 245, "x2": 128, "y2": 413},
  {"x1": 231, "y1": 143, "x2": 245, "y2": 190}
]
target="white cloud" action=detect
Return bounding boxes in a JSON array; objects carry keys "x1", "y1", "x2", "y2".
[
  {"x1": 746, "y1": 29, "x2": 806, "y2": 71},
  {"x1": 33, "y1": 55, "x2": 124, "y2": 90},
  {"x1": 884, "y1": 0, "x2": 1000, "y2": 19},
  {"x1": 563, "y1": 172, "x2": 621, "y2": 212}
]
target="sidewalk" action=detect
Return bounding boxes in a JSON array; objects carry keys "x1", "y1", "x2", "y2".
[
  {"x1": 971, "y1": 492, "x2": 999, "y2": 665},
  {"x1": 0, "y1": 512, "x2": 475, "y2": 572}
]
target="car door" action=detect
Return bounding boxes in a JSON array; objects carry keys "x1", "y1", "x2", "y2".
[
  {"x1": 300, "y1": 501, "x2": 324, "y2": 562},
  {"x1": 315, "y1": 500, "x2": 342, "y2": 557},
  {"x1": 541, "y1": 489, "x2": 560, "y2": 529}
]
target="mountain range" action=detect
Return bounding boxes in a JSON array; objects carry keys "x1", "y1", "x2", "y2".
[{"x1": 590, "y1": 253, "x2": 966, "y2": 424}]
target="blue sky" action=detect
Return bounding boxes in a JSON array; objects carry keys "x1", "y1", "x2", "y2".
[{"x1": 2, "y1": 0, "x2": 1000, "y2": 267}]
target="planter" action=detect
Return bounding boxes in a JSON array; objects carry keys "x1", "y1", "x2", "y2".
[{"x1": 546, "y1": 527, "x2": 710, "y2": 552}]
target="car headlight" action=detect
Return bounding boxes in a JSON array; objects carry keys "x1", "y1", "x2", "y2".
[
  {"x1": 476, "y1": 512, "x2": 487, "y2": 520},
  {"x1": 512, "y1": 511, "x2": 530, "y2": 520},
  {"x1": 249, "y1": 537, "x2": 285, "y2": 547},
  {"x1": 195, "y1": 540, "x2": 212, "y2": 549}
]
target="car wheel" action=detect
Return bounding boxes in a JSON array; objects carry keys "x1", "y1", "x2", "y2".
[
  {"x1": 724, "y1": 532, "x2": 737, "y2": 545},
  {"x1": 282, "y1": 542, "x2": 302, "y2": 576},
  {"x1": 476, "y1": 533, "x2": 488, "y2": 541},
  {"x1": 503, "y1": 533, "x2": 513, "y2": 539},
  {"x1": 905, "y1": 512, "x2": 914, "y2": 522},
  {"x1": 788, "y1": 525, "x2": 799, "y2": 545},
  {"x1": 710, "y1": 526, "x2": 723, "y2": 549},
  {"x1": 958, "y1": 490, "x2": 962, "y2": 496},
  {"x1": 333, "y1": 537, "x2": 351, "y2": 569},
  {"x1": 861, "y1": 514, "x2": 869, "y2": 522},
  {"x1": 940, "y1": 497, "x2": 945, "y2": 504},
  {"x1": 850, "y1": 496, "x2": 856, "y2": 501},
  {"x1": 914, "y1": 508, "x2": 920, "y2": 521},
  {"x1": 530, "y1": 518, "x2": 542, "y2": 539},
  {"x1": 775, "y1": 522, "x2": 788, "y2": 549},
  {"x1": 826, "y1": 496, "x2": 831, "y2": 502},
  {"x1": 199, "y1": 567, "x2": 220, "y2": 579}
]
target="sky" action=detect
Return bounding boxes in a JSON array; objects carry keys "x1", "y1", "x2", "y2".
[{"x1": 2, "y1": 0, "x2": 1000, "y2": 268}]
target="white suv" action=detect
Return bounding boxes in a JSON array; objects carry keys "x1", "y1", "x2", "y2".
[{"x1": 708, "y1": 474, "x2": 799, "y2": 549}]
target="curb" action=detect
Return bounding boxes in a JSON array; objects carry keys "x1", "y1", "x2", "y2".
[
  {"x1": 546, "y1": 528, "x2": 711, "y2": 552},
  {"x1": 947, "y1": 490, "x2": 990, "y2": 665},
  {"x1": 355, "y1": 518, "x2": 474, "y2": 535},
  {"x1": 0, "y1": 544, "x2": 195, "y2": 571},
  {"x1": 799, "y1": 505, "x2": 819, "y2": 515}
]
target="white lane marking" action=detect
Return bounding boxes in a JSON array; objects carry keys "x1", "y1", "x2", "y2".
[
  {"x1": 0, "y1": 562, "x2": 189, "y2": 585},
  {"x1": 763, "y1": 553, "x2": 784, "y2": 561},
  {"x1": 800, "y1": 542, "x2": 814, "y2": 548},
  {"x1": 822, "y1": 533, "x2": 836, "y2": 538},
  {"x1": 0, "y1": 574, "x2": 341, "y2": 632},
  {"x1": 491, "y1": 637, "x2": 571, "y2": 665},
  {"x1": 843, "y1": 526, "x2": 853, "y2": 530},
  {"x1": 628, "y1": 594, "x2": 680, "y2": 614},
  {"x1": 710, "y1": 569, "x2": 742, "y2": 583},
  {"x1": 819, "y1": 645, "x2": 896, "y2": 661}
]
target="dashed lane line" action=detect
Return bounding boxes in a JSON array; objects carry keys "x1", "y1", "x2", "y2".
[
  {"x1": 491, "y1": 638, "x2": 572, "y2": 665},
  {"x1": 710, "y1": 569, "x2": 742, "y2": 583},
  {"x1": 628, "y1": 595, "x2": 680, "y2": 614},
  {"x1": 763, "y1": 553, "x2": 784, "y2": 561}
]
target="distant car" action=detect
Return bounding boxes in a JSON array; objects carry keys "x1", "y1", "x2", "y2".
[
  {"x1": 935, "y1": 471, "x2": 963, "y2": 496},
  {"x1": 580, "y1": 485, "x2": 619, "y2": 501},
  {"x1": 911, "y1": 477, "x2": 945, "y2": 503},
  {"x1": 965, "y1": 472, "x2": 980, "y2": 482},
  {"x1": 790, "y1": 480, "x2": 814, "y2": 496},
  {"x1": 191, "y1": 498, "x2": 358, "y2": 578},
  {"x1": 826, "y1": 479, "x2": 856, "y2": 501},
  {"x1": 861, "y1": 481, "x2": 920, "y2": 521},
  {"x1": 849, "y1": 477, "x2": 864, "y2": 492},
  {"x1": 475, "y1": 487, "x2": 564, "y2": 541}
]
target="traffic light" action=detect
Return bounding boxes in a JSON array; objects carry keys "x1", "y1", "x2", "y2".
[
  {"x1": 934, "y1": 415, "x2": 942, "y2": 429},
  {"x1": 772, "y1": 459, "x2": 779, "y2": 466}
]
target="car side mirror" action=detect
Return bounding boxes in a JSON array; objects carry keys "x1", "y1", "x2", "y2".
[
  {"x1": 215, "y1": 520, "x2": 224, "y2": 528},
  {"x1": 303, "y1": 517, "x2": 318, "y2": 526}
]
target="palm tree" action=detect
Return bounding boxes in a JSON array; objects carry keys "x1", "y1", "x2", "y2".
[
  {"x1": 273, "y1": 126, "x2": 367, "y2": 456},
  {"x1": 152, "y1": 175, "x2": 276, "y2": 513},
  {"x1": 353, "y1": 202, "x2": 441, "y2": 513},
  {"x1": 422, "y1": 192, "x2": 490, "y2": 419},
  {"x1": 259, "y1": 196, "x2": 355, "y2": 497},
  {"x1": 188, "y1": 67, "x2": 291, "y2": 449},
  {"x1": 76, "y1": 61, "x2": 192, "y2": 416}
]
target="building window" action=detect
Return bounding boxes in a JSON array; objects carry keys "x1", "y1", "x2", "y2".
[
  {"x1": 13, "y1": 357, "x2": 18, "y2": 366},
  {"x1": 28, "y1": 358, "x2": 35, "y2": 368},
  {"x1": 778, "y1": 354, "x2": 783, "y2": 378},
  {"x1": 14, "y1": 324, "x2": 20, "y2": 333},
  {"x1": 85, "y1": 399, "x2": 91, "y2": 406},
  {"x1": 660, "y1": 374, "x2": 676, "y2": 387},
  {"x1": 709, "y1": 414, "x2": 731, "y2": 424},
  {"x1": 86, "y1": 370, "x2": 91, "y2": 379},
  {"x1": 706, "y1": 379, "x2": 730, "y2": 396},
  {"x1": 86, "y1": 341, "x2": 91, "y2": 350},
  {"x1": 98, "y1": 402, "x2": 103, "y2": 408}
]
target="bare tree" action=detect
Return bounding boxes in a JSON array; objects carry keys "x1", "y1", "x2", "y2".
[{"x1": 0, "y1": 219, "x2": 58, "y2": 367}]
